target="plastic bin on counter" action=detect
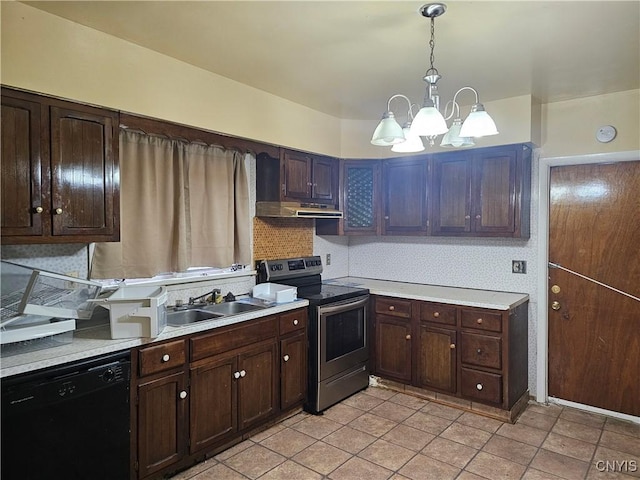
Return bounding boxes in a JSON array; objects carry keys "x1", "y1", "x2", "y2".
[
  {"x1": 252, "y1": 283, "x2": 297, "y2": 304},
  {"x1": 89, "y1": 286, "x2": 168, "y2": 339}
]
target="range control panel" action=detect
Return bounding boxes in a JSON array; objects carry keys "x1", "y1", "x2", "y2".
[{"x1": 258, "y1": 256, "x2": 323, "y2": 282}]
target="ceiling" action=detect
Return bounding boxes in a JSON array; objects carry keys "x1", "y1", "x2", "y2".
[{"x1": 24, "y1": 1, "x2": 640, "y2": 121}]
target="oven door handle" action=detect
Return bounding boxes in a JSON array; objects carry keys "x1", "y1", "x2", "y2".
[{"x1": 317, "y1": 295, "x2": 369, "y2": 316}]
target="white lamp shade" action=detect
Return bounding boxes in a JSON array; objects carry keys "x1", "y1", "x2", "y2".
[
  {"x1": 409, "y1": 106, "x2": 449, "y2": 137},
  {"x1": 392, "y1": 127, "x2": 425, "y2": 153},
  {"x1": 459, "y1": 109, "x2": 499, "y2": 138},
  {"x1": 440, "y1": 119, "x2": 475, "y2": 148},
  {"x1": 371, "y1": 113, "x2": 405, "y2": 146}
]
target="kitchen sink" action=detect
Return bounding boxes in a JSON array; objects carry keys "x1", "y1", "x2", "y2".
[
  {"x1": 167, "y1": 309, "x2": 224, "y2": 326},
  {"x1": 166, "y1": 300, "x2": 269, "y2": 326}
]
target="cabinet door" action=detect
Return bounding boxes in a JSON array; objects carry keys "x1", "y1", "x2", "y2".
[
  {"x1": 282, "y1": 151, "x2": 312, "y2": 200},
  {"x1": 237, "y1": 341, "x2": 278, "y2": 430},
  {"x1": 431, "y1": 154, "x2": 471, "y2": 235},
  {"x1": 311, "y1": 157, "x2": 335, "y2": 202},
  {"x1": 190, "y1": 354, "x2": 238, "y2": 453},
  {"x1": 137, "y1": 371, "x2": 188, "y2": 479},
  {"x1": 280, "y1": 333, "x2": 307, "y2": 410},
  {"x1": 382, "y1": 158, "x2": 428, "y2": 235},
  {"x1": 343, "y1": 160, "x2": 380, "y2": 234},
  {"x1": 1, "y1": 94, "x2": 46, "y2": 237},
  {"x1": 50, "y1": 104, "x2": 119, "y2": 239},
  {"x1": 472, "y1": 147, "x2": 517, "y2": 234},
  {"x1": 418, "y1": 324, "x2": 457, "y2": 393},
  {"x1": 374, "y1": 315, "x2": 412, "y2": 383}
]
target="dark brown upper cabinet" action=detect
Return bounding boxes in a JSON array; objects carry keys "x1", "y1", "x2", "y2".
[
  {"x1": 1, "y1": 87, "x2": 120, "y2": 244},
  {"x1": 382, "y1": 157, "x2": 429, "y2": 235},
  {"x1": 316, "y1": 159, "x2": 381, "y2": 236},
  {"x1": 431, "y1": 144, "x2": 531, "y2": 238},
  {"x1": 256, "y1": 149, "x2": 338, "y2": 205}
]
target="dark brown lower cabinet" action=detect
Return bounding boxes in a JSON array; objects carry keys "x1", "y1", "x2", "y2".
[
  {"x1": 374, "y1": 315, "x2": 412, "y2": 383},
  {"x1": 280, "y1": 333, "x2": 307, "y2": 410},
  {"x1": 133, "y1": 308, "x2": 308, "y2": 479},
  {"x1": 418, "y1": 324, "x2": 456, "y2": 393},
  {"x1": 137, "y1": 371, "x2": 188, "y2": 479}
]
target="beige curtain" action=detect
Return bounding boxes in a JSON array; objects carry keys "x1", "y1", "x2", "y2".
[{"x1": 91, "y1": 130, "x2": 250, "y2": 279}]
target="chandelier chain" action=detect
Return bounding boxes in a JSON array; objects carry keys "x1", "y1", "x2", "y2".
[{"x1": 428, "y1": 16, "x2": 438, "y2": 75}]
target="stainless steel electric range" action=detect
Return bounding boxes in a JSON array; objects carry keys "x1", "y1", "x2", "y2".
[{"x1": 256, "y1": 256, "x2": 370, "y2": 414}]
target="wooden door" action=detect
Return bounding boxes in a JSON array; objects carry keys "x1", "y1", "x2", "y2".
[
  {"x1": 282, "y1": 151, "x2": 311, "y2": 200},
  {"x1": 237, "y1": 341, "x2": 278, "y2": 430},
  {"x1": 374, "y1": 315, "x2": 412, "y2": 382},
  {"x1": 280, "y1": 333, "x2": 307, "y2": 410},
  {"x1": 382, "y1": 158, "x2": 428, "y2": 235},
  {"x1": 310, "y1": 157, "x2": 335, "y2": 202},
  {"x1": 1, "y1": 94, "x2": 46, "y2": 237},
  {"x1": 548, "y1": 161, "x2": 640, "y2": 416},
  {"x1": 190, "y1": 354, "x2": 237, "y2": 453},
  {"x1": 473, "y1": 148, "x2": 517, "y2": 234},
  {"x1": 431, "y1": 154, "x2": 471, "y2": 235},
  {"x1": 418, "y1": 324, "x2": 457, "y2": 393},
  {"x1": 50, "y1": 104, "x2": 119, "y2": 239},
  {"x1": 137, "y1": 371, "x2": 187, "y2": 479}
]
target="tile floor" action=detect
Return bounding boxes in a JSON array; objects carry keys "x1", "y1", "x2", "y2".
[{"x1": 170, "y1": 387, "x2": 640, "y2": 480}]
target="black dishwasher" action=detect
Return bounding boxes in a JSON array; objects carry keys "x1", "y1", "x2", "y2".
[{"x1": 1, "y1": 351, "x2": 131, "y2": 480}]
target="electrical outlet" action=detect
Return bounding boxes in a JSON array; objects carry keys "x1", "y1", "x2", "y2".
[
  {"x1": 326, "y1": 253, "x2": 331, "y2": 266},
  {"x1": 512, "y1": 260, "x2": 527, "y2": 274}
]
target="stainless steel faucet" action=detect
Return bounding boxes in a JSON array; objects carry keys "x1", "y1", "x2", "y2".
[{"x1": 188, "y1": 288, "x2": 221, "y2": 305}]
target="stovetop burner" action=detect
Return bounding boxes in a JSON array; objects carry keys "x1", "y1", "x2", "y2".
[{"x1": 297, "y1": 283, "x2": 369, "y2": 305}]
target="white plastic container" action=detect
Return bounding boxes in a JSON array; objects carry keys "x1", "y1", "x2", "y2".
[
  {"x1": 252, "y1": 283, "x2": 297, "y2": 304},
  {"x1": 90, "y1": 286, "x2": 168, "y2": 339}
]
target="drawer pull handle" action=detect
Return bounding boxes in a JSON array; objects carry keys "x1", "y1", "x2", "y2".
[
  {"x1": 433, "y1": 312, "x2": 440, "y2": 318},
  {"x1": 405, "y1": 334, "x2": 411, "y2": 340},
  {"x1": 162, "y1": 354, "x2": 170, "y2": 362},
  {"x1": 233, "y1": 371, "x2": 241, "y2": 379},
  {"x1": 179, "y1": 390, "x2": 188, "y2": 399},
  {"x1": 293, "y1": 319, "x2": 299, "y2": 326},
  {"x1": 283, "y1": 354, "x2": 290, "y2": 362},
  {"x1": 477, "y1": 348, "x2": 482, "y2": 354},
  {"x1": 240, "y1": 370, "x2": 246, "y2": 378},
  {"x1": 476, "y1": 383, "x2": 483, "y2": 391},
  {"x1": 389, "y1": 305, "x2": 395, "y2": 311},
  {"x1": 476, "y1": 318, "x2": 483, "y2": 325},
  {"x1": 449, "y1": 343, "x2": 456, "y2": 349}
]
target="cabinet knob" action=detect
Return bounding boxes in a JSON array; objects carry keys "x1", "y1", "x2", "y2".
[
  {"x1": 475, "y1": 215, "x2": 481, "y2": 219},
  {"x1": 293, "y1": 319, "x2": 299, "y2": 326},
  {"x1": 476, "y1": 383, "x2": 483, "y2": 391},
  {"x1": 233, "y1": 371, "x2": 241, "y2": 379},
  {"x1": 384, "y1": 216, "x2": 389, "y2": 220},
  {"x1": 477, "y1": 348, "x2": 482, "y2": 354},
  {"x1": 54, "y1": 207, "x2": 63, "y2": 215},
  {"x1": 405, "y1": 334, "x2": 411, "y2": 340},
  {"x1": 551, "y1": 301, "x2": 561, "y2": 311},
  {"x1": 449, "y1": 343, "x2": 456, "y2": 349},
  {"x1": 179, "y1": 390, "x2": 188, "y2": 399},
  {"x1": 433, "y1": 312, "x2": 440, "y2": 318},
  {"x1": 34, "y1": 206, "x2": 43, "y2": 214},
  {"x1": 283, "y1": 354, "x2": 290, "y2": 362},
  {"x1": 464, "y1": 215, "x2": 471, "y2": 220},
  {"x1": 476, "y1": 318, "x2": 483, "y2": 325},
  {"x1": 389, "y1": 305, "x2": 395, "y2": 311},
  {"x1": 240, "y1": 370, "x2": 246, "y2": 378},
  {"x1": 161, "y1": 354, "x2": 170, "y2": 362}
]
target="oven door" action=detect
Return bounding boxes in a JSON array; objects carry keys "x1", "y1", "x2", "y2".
[{"x1": 318, "y1": 295, "x2": 369, "y2": 381}]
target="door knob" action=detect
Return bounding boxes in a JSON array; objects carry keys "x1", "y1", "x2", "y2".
[{"x1": 551, "y1": 301, "x2": 561, "y2": 311}]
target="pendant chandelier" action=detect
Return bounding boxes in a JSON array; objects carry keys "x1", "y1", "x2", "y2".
[{"x1": 371, "y1": 3, "x2": 499, "y2": 152}]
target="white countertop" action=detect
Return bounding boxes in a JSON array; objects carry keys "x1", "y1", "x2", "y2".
[
  {"x1": 0, "y1": 299, "x2": 309, "y2": 379},
  {"x1": 326, "y1": 277, "x2": 528, "y2": 310}
]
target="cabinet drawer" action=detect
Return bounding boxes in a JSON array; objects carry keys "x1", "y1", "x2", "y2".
[
  {"x1": 139, "y1": 339, "x2": 186, "y2": 377},
  {"x1": 461, "y1": 368, "x2": 502, "y2": 404},
  {"x1": 375, "y1": 296, "x2": 411, "y2": 318},
  {"x1": 461, "y1": 309, "x2": 503, "y2": 333},
  {"x1": 191, "y1": 316, "x2": 278, "y2": 361},
  {"x1": 279, "y1": 309, "x2": 307, "y2": 336},
  {"x1": 460, "y1": 332, "x2": 502, "y2": 369},
  {"x1": 420, "y1": 302, "x2": 457, "y2": 326}
]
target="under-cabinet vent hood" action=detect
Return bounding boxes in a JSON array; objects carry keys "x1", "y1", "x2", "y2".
[{"x1": 256, "y1": 202, "x2": 343, "y2": 219}]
